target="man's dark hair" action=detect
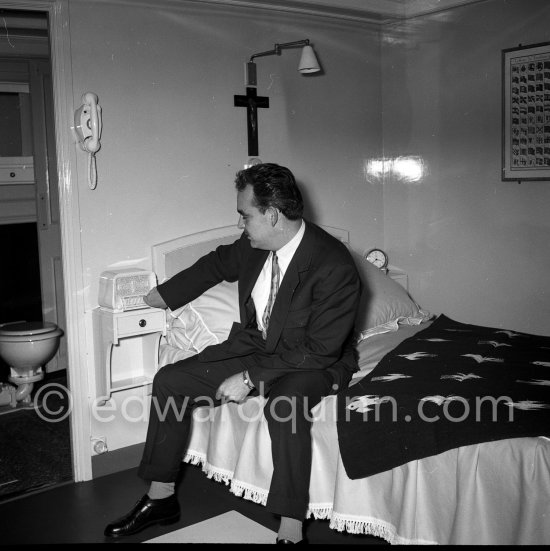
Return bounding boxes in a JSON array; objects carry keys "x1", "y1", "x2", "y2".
[{"x1": 235, "y1": 163, "x2": 304, "y2": 220}]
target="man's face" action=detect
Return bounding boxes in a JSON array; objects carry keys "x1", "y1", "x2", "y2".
[{"x1": 237, "y1": 185, "x2": 274, "y2": 250}]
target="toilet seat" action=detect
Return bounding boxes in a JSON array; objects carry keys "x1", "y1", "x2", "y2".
[{"x1": 0, "y1": 321, "x2": 59, "y2": 337}]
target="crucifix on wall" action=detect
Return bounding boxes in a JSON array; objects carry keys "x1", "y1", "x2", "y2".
[{"x1": 234, "y1": 87, "x2": 270, "y2": 157}]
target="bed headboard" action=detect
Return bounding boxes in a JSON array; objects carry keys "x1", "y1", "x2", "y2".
[{"x1": 152, "y1": 224, "x2": 350, "y2": 283}]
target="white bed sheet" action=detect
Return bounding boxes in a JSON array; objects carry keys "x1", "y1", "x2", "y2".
[{"x1": 158, "y1": 325, "x2": 550, "y2": 545}]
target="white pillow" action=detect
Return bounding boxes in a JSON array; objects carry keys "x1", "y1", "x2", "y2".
[
  {"x1": 165, "y1": 252, "x2": 430, "y2": 352},
  {"x1": 352, "y1": 320, "x2": 434, "y2": 384},
  {"x1": 351, "y1": 251, "x2": 431, "y2": 339},
  {"x1": 166, "y1": 280, "x2": 239, "y2": 353}
]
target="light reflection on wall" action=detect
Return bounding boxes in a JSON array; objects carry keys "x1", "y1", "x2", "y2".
[{"x1": 364, "y1": 156, "x2": 426, "y2": 184}]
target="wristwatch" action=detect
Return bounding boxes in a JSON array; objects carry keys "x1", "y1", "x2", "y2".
[{"x1": 242, "y1": 370, "x2": 254, "y2": 390}]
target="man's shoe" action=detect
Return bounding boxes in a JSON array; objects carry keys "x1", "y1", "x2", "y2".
[{"x1": 104, "y1": 494, "x2": 180, "y2": 538}]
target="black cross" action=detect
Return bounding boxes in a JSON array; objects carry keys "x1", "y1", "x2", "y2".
[{"x1": 234, "y1": 87, "x2": 270, "y2": 156}]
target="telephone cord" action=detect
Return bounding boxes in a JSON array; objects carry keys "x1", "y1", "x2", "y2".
[{"x1": 88, "y1": 151, "x2": 97, "y2": 190}]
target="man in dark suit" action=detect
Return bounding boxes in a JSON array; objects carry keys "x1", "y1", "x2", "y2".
[{"x1": 104, "y1": 163, "x2": 361, "y2": 543}]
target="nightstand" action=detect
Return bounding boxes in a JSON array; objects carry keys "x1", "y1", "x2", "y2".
[{"x1": 93, "y1": 307, "x2": 166, "y2": 404}]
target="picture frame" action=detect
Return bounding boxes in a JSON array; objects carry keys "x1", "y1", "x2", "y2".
[{"x1": 502, "y1": 41, "x2": 550, "y2": 181}]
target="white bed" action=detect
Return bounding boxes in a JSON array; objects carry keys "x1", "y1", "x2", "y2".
[{"x1": 150, "y1": 225, "x2": 550, "y2": 545}]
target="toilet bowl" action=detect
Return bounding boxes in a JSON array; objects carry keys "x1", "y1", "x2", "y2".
[{"x1": 0, "y1": 321, "x2": 64, "y2": 406}]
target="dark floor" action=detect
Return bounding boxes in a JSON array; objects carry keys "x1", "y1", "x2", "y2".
[
  {"x1": 0, "y1": 464, "x2": 388, "y2": 544},
  {"x1": 0, "y1": 406, "x2": 72, "y2": 499},
  {"x1": 0, "y1": 371, "x2": 72, "y2": 501}
]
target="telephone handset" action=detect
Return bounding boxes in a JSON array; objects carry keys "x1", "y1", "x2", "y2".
[
  {"x1": 74, "y1": 92, "x2": 102, "y2": 152},
  {"x1": 73, "y1": 92, "x2": 102, "y2": 189}
]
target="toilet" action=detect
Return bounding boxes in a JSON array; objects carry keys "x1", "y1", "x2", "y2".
[{"x1": 0, "y1": 321, "x2": 64, "y2": 406}]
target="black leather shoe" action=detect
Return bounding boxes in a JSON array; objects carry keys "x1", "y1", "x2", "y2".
[{"x1": 104, "y1": 494, "x2": 180, "y2": 538}]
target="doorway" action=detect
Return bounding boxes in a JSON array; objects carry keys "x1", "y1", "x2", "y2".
[{"x1": 0, "y1": 8, "x2": 72, "y2": 500}]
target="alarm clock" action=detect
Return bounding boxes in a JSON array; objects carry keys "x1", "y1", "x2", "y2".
[
  {"x1": 365, "y1": 248, "x2": 388, "y2": 271},
  {"x1": 98, "y1": 268, "x2": 157, "y2": 312}
]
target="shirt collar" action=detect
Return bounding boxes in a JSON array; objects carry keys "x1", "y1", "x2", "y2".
[{"x1": 274, "y1": 219, "x2": 305, "y2": 278}]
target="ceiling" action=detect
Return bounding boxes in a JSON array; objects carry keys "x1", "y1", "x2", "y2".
[
  {"x1": 206, "y1": 0, "x2": 488, "y2": 22},
  {"x1": 0, "y1": 0, "x2": 486, "y2": 33},
  {"x1": 287, "y1": 0, "x2": 484, "y2": 17}
]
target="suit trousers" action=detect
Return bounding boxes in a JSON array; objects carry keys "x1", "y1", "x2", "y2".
[{"x1": 137, "y1": 353, "x2": 334, "y2": 520}]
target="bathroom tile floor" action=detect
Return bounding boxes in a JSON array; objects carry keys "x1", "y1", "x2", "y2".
[{"x1": 0, "y1": 464, "x2": 388, "y2": 545}]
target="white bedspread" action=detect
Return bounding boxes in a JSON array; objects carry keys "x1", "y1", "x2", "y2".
[
  {"x1": 177, "y1": 390, "x2": 550, "y2": 545},
  {"x1": 158, "y1": 331, "x2": 550, "y2": 545}
]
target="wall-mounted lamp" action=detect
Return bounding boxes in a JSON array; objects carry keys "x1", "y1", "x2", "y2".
[{"x1": 245, "y1": 39, "x2": 321, "y2": 87}]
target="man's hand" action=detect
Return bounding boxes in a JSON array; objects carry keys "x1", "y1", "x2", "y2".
[
  {"x1": 215, "y1": 373, "x2": 251, "y2": 403},
  {"x1": 144, "y1": 287, "x2": 167, "y2": 309}
]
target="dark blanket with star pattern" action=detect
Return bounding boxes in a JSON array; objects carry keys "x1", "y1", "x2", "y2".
[{"x1": 337, "y1": 314, "x2": 550, "y2": 480}]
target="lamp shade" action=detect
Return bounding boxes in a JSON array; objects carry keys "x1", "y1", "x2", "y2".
[{"x1": 298, "y1": 45, "x2": 320, "y2": 73}]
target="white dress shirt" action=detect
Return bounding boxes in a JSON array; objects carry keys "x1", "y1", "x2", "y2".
[{"x1": 251, "y1": 220, "x2": 305, "y2": 333}]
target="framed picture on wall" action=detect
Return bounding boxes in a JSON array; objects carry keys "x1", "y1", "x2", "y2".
[{"x1": 502, "y1": 41, "x2": 550, "y2": 181}]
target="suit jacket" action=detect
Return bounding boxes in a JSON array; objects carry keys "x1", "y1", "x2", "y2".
[{"x1": 158, "y1": 221, "x2": 362, "y2": 392}]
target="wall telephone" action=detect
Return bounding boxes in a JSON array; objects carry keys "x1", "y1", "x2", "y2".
[{"x1": 73, "y1": 92, "x2": 102, "y2": 189}]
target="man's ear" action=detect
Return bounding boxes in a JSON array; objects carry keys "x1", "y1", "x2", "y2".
[{"x1": 269, "y1": 207, "x2": 279, "y2": 227}]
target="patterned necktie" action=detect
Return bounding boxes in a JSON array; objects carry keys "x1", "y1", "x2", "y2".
[{"x1": 262, "y1": 252, "x2": 280, "y2": 339}]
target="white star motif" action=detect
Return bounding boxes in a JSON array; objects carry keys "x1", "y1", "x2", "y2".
[
  {"x1": 420, "y1": 395, "x2": 464, "y2": 405},
  {"x1": 478, "y1": 340, "x2": 512, "y2": 348},
  {"x1": 516, "y1": 379, "x2": 550, "y2": 386},
  {"x1": 371, "y1": 373, "x2": 412, "y2": 382},
  {"x1": 398, "y1": 351, "x2": 437, "y2": 360},
  {"x1": 504, "y1": 400, "x2": 550, "y2": 410},
  {"x1": 495, "y1": 330, "x2": 521, "y2": 338},
  {"x1": 441, "y1": 372, "x2": 482, "y2": 381},
  {"x1": 462, "y1": 354, "x2": 504, "y2": 364},
  {"x1": 346, "y1": 395, "x2": 392, "y2": 413}
]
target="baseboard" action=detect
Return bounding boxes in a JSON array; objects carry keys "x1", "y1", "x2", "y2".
[{"x1": 92, "y1": 443, "x2": 144, "y2": 478}]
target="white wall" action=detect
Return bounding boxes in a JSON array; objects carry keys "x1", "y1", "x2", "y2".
[
  {"x1": 381, "y1": 0, "x2": 550, "y2": 336},
  {"x1": 64, "y1": 0, "x2": 382, "y2": 452},
  {"x1": 4, "y1": 0, "x2": 549, "y2": 464}
]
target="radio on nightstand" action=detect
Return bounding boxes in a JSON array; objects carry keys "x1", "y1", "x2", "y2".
[{"x1": 98, "y1": 268, "x2": 157, "y2": 312}]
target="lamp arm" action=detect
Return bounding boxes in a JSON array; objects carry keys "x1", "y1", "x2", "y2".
[
  {"x1": 250, "y1": 48, "x2": 278, "y2": 62},
  {"x1": 249, "y1": 39, "x2": 311, "y2": 62}
]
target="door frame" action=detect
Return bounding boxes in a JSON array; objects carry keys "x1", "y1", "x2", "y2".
[{"x1": 1, "y1": 0, "x2": 92, "y2": 480}]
